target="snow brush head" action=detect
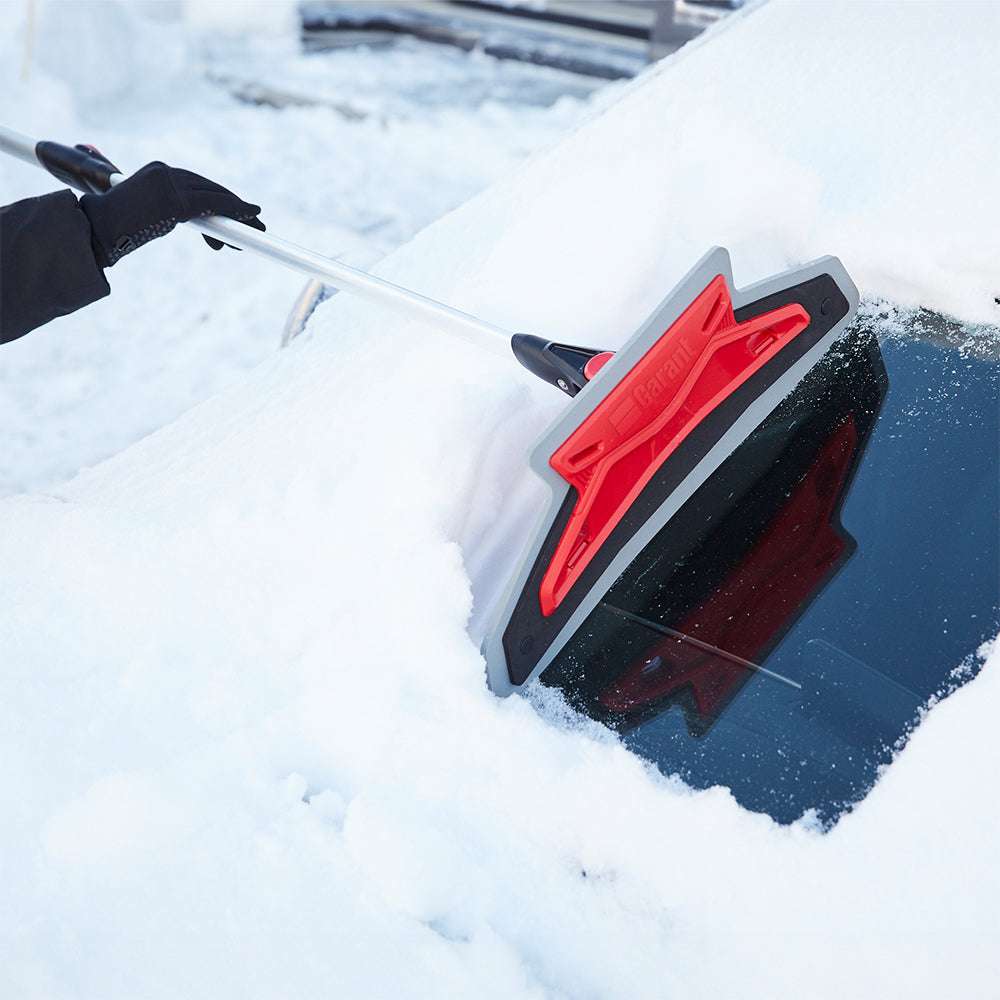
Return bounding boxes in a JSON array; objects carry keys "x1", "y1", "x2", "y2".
[{"x1": 483, "y1": 246, "x2": 860, "y2": 696}]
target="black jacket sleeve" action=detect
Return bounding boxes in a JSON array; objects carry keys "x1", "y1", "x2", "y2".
[{"x1": 1, "y1": 189, "x2": 110, "y2": 345}]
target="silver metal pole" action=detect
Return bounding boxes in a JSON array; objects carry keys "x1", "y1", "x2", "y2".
[
  {"x1": 194, "y1": 214, "x2": 514, "y2": 355},
  {"x1": 0, "y1": 125, "x2": 514, "y2": 356},
  {"x1": 0, "y1": 124, "x2": 38, "y2": 166}
]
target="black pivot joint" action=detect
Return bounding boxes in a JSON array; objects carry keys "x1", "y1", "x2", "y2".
[
  {"x1": 35, "y1": 141, "x2": 121, "y2": 195},
  {"x1": 511, "y1": 334, "x2": 610, "y2": 397}
]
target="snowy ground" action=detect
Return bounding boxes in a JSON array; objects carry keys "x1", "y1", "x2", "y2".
[
  {"x1": 2, "y1": 2, "x2": 999, "y2": 998},
  {"x1": 0, "y1": 1, "x2": 604, "y2": 496}
]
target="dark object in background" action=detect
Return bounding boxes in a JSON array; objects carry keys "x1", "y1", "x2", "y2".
[{"x1": 301, "y1": 1, "x2": 742, "y2": 79}]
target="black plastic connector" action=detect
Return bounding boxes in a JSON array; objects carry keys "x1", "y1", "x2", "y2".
[
  {"x1": 511, "y1": 333, "x2": 608, "y2": 397},
  {"x1": 35, "y1": 141, "x2": 121, "y2": 195}
]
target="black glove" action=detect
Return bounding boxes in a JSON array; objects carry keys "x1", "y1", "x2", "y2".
[{"x1": 79, "y1": 161, "x2": 265, "y2": 268}]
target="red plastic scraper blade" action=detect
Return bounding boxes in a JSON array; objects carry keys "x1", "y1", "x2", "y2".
[{"x1": 539, "y1": 274, "x2": 810, "y2": 617}]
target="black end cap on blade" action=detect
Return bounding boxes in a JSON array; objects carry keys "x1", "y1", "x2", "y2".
[
  {"x1": 35, "y1": 141, "x2": 120, "y2": 195},
  {"x1": 511, "y1": 333, "x2": 606, "y2": 397}
]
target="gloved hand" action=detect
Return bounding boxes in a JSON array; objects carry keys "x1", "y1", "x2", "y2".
[{"x1": 79, "y1": 161, "x2": 265, "y2": 268}]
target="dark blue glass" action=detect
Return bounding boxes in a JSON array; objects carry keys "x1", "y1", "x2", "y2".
[{"x1": 541, "y1": 322, "x2": 999, "y2": 825}]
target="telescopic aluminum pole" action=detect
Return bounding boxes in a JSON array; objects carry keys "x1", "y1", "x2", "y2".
[{"x1": 0, "y1": 124, "x2": 513, "y2": 357}]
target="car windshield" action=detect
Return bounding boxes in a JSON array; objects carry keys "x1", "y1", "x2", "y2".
[{"x1": 540, "y1": 318, "x2": 999, "y2": 825}]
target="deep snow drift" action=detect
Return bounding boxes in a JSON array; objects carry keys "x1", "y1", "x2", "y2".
[{"x1": 1, "y1": 2, "x2": 998, "y2": 998}]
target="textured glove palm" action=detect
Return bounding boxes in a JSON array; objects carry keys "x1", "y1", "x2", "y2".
[{"x1": 79, "y1": 161, "x2": 265, "y2": 268}]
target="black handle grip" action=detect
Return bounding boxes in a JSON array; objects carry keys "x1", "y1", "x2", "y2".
[{"x1": 35, "y1": 140, "x2": 121, "y2": 194}]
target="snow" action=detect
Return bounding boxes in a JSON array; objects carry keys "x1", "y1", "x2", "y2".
[
  {"x1": 0, "y1": 1, "x2": 599, "y2": 497},
  {"x1": 1, "y1": 1, "x2": 998, "y2": 998}
]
